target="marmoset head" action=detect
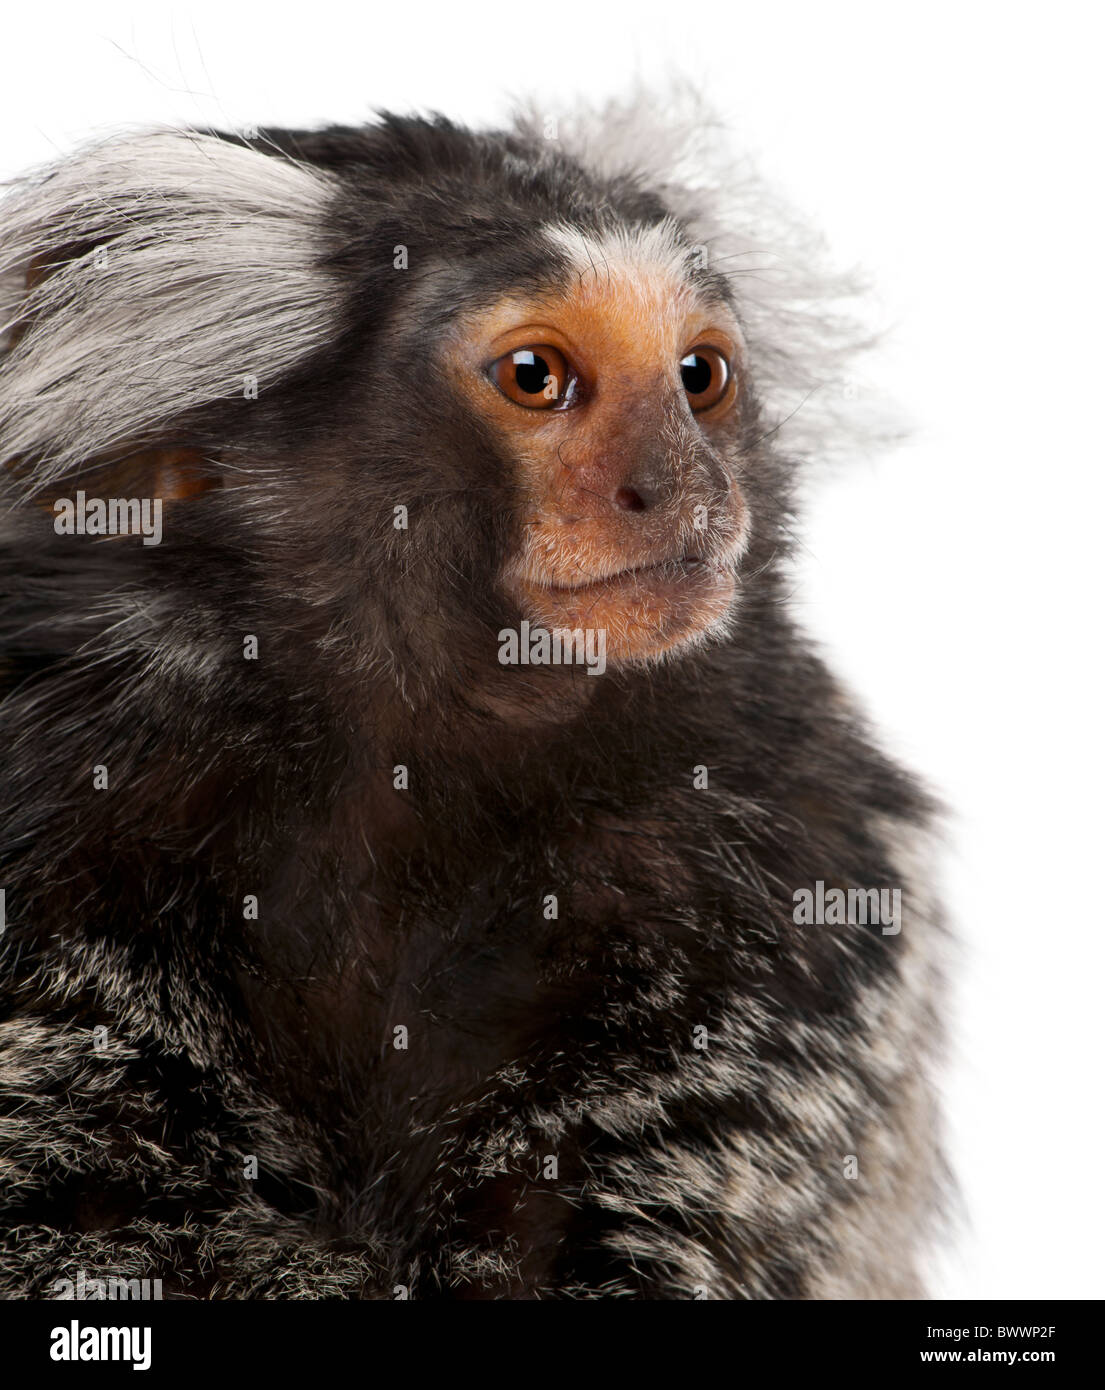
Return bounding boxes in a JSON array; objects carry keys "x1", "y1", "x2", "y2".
[{"x1": 0, "y1": 110, "x2": 839, "y2": 742}]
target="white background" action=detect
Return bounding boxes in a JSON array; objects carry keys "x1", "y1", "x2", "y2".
[{"x1": 2, "y1": 1, "x2": 1100, "y2": 1300}]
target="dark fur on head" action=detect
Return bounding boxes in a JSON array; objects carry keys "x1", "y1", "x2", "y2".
[{"x1": 0, "y1": 99, "x2": 946, "y2": 1298}]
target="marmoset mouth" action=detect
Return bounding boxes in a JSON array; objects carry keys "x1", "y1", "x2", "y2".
[
  {"x1": 534, "y1": 555, "x2": 711, "y2": 593},
  {"x1": 508, "y1": 552, "x2": 739, "y2": 663}
]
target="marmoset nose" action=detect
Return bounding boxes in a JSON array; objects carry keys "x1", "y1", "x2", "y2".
[{"x1": 613, "y1": 485, "x2": 648, "y2": 512}]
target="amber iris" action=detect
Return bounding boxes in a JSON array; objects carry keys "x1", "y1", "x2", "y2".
[
  {"x1": 490, "y1": 346, "x2": 573, "y2": 409},
  {"x1": 680, "y1": 346, "x2": 731, "y2": 411}
]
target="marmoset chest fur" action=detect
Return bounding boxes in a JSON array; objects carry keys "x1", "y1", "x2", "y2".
[{"x1": 0, "y1": 100, "x2": 946, "y2": 1299}]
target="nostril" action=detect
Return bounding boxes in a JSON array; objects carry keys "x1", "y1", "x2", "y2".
[{"x1": 614, "y1": 486, "x2": 647, "y2": 513}]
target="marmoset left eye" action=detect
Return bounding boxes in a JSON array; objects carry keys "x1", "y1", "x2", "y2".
[{"x1": 680, "y1": 347, "x2": 731, "y2": 410}]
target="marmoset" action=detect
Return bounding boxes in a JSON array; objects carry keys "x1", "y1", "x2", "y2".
[{"x1": 0, "y1": 99, "x2": 946, "y2": 1299}]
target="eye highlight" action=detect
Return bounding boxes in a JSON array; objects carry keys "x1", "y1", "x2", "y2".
[
  {"x1": 489, "y1": 345, "x2": 575, "y2": 409},
  {"x1": 680, "y1": 347, "x2": 732, "y2": 411}
]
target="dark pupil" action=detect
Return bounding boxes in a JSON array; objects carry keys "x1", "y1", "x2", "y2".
[
  {"x1": 681, "y1": 353, "x2": 712, "y2": 396},
  {"x1": 514, "y1": 351, "x2": 551, "y2": 395}
]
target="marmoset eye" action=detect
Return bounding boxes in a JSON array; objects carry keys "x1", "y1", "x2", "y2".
[
  {"x1": 489, "y1": 346, "x2": 575, "y2": 409},
  {"x1": 680, "y1": 347, "x2": 731, "y2": 411}
]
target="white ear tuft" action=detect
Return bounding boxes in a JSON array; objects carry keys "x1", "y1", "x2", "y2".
[{"x1": 0, "y1": 130, "x2": 340, "y2": 492}]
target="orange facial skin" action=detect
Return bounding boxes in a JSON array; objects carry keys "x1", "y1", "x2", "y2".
[{"x1": 444, "y1": 237, "x2": 751, "y2": 667}]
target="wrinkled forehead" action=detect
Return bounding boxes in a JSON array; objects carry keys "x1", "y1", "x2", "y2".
[{"x1": 425, "y1": 219, "x2": 738, "y2": 362}]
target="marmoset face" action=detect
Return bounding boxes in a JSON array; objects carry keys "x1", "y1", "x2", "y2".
[{"x1": 444, "y1": 223, "x2": 751, "y2": 667}]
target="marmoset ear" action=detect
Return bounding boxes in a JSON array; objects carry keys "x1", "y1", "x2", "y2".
[
  {"x1": 0, "y1": 131, "x2": 342, "y2": 506},
  {"x1": 12, "y1": 234, "x2": 222, "y2": 512},
  {"x1": 11, "y1": 448, "x2": 220, "y2": 526}
]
